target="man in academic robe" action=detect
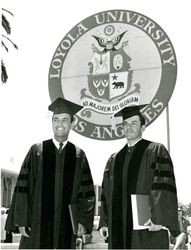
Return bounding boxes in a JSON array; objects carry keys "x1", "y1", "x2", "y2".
[
  {"x1": 99, "y1": 105, "x2": 179, "y2": 249},
  {"x1": 5, "y1": 97, "x2": 95, "y2": 249}
]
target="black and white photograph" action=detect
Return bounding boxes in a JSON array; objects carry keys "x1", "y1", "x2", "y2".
[{"x1": 1, "y1": 0, "x2": 191, "y2": 249}]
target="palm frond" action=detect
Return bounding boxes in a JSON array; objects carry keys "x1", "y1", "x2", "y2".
[
  {"x1": 1, "y1": 60, "x2": 8, "y2": 83},
  {"x1": 2, "y1": 8, "x2": 13, "y2": 16},
  {"x1": 2, "y1": 35, "x2": 18, "y2": 49},
  {"x1": 1, "y1": 41, "x2": 9, "y2": 52},
  {"x1": 2, "y1": 14, "x2": 11, "y2": 34},
  {"x1": 1, "y1": 8, "x2": 18, "y2": 84}
]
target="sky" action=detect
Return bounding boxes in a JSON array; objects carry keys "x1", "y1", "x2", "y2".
[{"x1": 0, "y1": 0, "x2": 191, "y2": 204}]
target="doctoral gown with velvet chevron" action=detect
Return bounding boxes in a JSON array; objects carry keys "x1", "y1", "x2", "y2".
[
  {"x1": 99, "y1": 139, "x2": 179, "y2": 249},
  {"x1": 5, "y1": 140, "x2": 95, "y2": 249}
]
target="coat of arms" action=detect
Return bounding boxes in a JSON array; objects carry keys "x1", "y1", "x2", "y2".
[{"x1": 81, "y1": 25, "x2": 140, "y2": 118}]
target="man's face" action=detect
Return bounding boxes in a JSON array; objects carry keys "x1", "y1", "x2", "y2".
[
  {"x1": 52, "y1": 113, "x2": 73, "y2": 142},
  {"x1": 123, "y1": 115, "x2": 145, "y2": 142}
]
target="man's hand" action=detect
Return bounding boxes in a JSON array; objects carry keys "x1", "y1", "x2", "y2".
[
  {"x1": 18, "y1": 226, "x2": 31, "y2": 237},
  {"x1": 144, "y1": 219, "x2": 163, "y2": 231},
  {"x1": 99, "y1": 226, "x2": 108, "y2": 240},
  {"x1": 77, "y1": 223, "x2": 86, "y2": 237}
]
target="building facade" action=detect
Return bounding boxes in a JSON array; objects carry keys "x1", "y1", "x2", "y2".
[{"x1": 1, "y1": 169, "x2": 17, "y2": 208}]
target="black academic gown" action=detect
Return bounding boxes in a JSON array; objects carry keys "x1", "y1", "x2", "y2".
[
  {"x1": 5, "y1": 140, "x2": 95, "y2": 249},
  {"x1": 99, "y1": 139, "x2": 179, "y2": 249}
]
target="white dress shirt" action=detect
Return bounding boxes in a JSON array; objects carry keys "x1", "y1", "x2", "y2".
[{"x1": 52, "y1": 138, "x2": 68, "y2": 150}]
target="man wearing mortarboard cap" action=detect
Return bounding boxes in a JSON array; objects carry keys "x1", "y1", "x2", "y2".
[
  {"x1": 5, "y1": 97, "x2": 95, "y2": 249},
  {"x1": 99, "y1": 104, "x2": 179, "y2": 249}
]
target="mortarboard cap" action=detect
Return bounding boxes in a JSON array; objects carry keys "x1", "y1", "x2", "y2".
[
  {"x1": 114, "y1": 104, "x2": 147, "y2": 121},
  {"x1": 48, "y1": 97, "x2": 83, "y2": 116}
]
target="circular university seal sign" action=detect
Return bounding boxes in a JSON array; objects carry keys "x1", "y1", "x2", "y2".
[{"x1": 49, "y1": 10, "x2": 177, "y2": 140}]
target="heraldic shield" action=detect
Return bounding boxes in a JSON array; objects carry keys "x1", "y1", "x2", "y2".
[{"x1": 88, "y1": 49, "x2": 131, "y2": 101}]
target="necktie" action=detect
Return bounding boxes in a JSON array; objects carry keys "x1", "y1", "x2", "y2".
[{"x1": 59, "y1": 142, "x2": 63, "y2": 154}]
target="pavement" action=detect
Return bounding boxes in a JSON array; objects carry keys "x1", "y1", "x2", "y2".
[
  {"x1": 84, "y1": 230, "x2": 107, "y2": 249},
  {"x1": 1, "y1": 230, "x2": 108, "y2": 250}
]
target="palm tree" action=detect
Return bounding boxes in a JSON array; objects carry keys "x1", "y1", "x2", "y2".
[{"x1": 1, "y1": 8, "x2": 18, "y2": 83}]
